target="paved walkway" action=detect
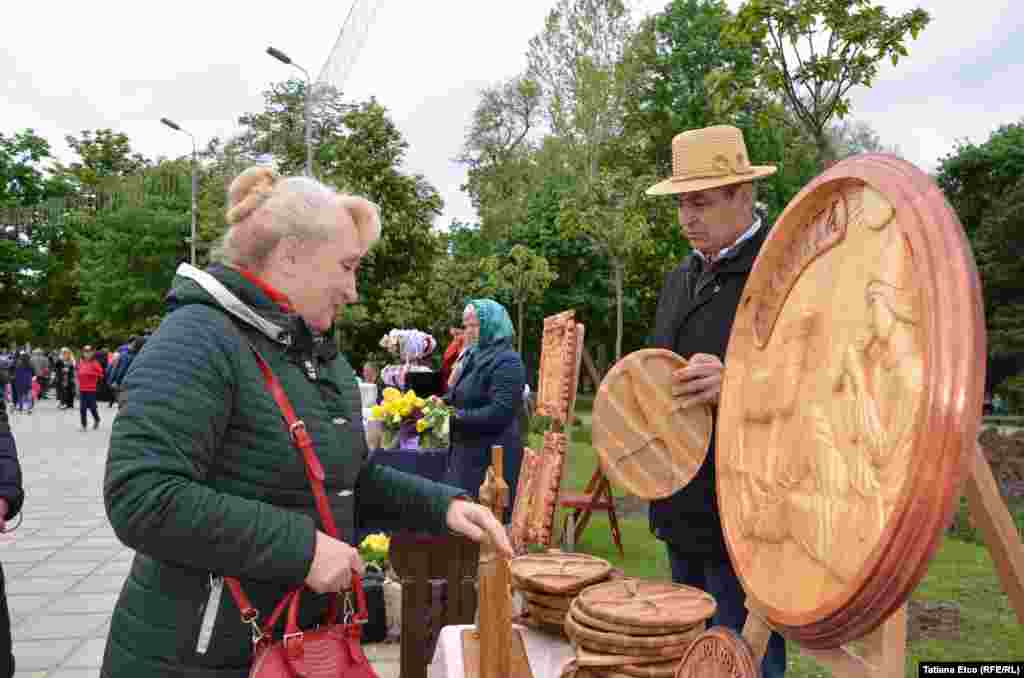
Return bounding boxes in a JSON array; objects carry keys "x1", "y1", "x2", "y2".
[{"x1": 1, "y1": 399, "x2": 399, "y2": 677}]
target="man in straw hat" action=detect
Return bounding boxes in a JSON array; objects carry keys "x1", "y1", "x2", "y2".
[{"x1": 646, "y1": 125, "x2": 785, "y2": 677}]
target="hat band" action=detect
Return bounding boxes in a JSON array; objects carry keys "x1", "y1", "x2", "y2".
[{"x1": 671, "y1": 153, "x2": 755, "y2": 182}]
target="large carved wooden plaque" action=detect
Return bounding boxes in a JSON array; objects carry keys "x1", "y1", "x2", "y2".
[
  {"x1": 510, "y1": 447, "x2": 540, "y2": 553},
  {"x1": 538, "y1": 311, "x2": 582, "y2": 423},
  {"x1": 593, "y1": 350, "x2": 712, "y2": 499},
  {"x1": 717, "y1": 154, "x2": 986, "y2": 648},
  {"x1": 527, "y1": 432, "x2": 569, "y2": 546}
]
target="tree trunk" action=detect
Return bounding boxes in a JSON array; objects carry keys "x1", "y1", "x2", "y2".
[
  {"x1": 518, "y1": 299, "x2": 525, "y2": 355},
  {"x1": 614, "y1": 259, "x2": 624, "y2": 362}
]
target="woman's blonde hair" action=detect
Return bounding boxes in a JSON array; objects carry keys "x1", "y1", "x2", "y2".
[{"x1": 210, "y1": 166, "x2": 382, "y2": 268}]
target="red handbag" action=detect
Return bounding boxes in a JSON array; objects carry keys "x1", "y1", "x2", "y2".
[{"x1": 224, "y1": 344, "x2": 379, "y2": 678}]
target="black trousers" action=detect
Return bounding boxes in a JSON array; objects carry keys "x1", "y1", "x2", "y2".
[
  {"x1": 0, "y1": 563, "x2": 13, "y2": 678},
  {"x1": 80, "y1": 392, "x2": 100, "y2": 428}
]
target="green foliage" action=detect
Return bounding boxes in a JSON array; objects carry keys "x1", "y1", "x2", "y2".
[
  {"x1": 0, "y1": 129, "x2": 64, "y2": 207},
  {"x1": 724, "y1": 0, "x2": 931, "y2": 162},
  {"x1": 937, "y1": 121, "x2": 1024, "y2": 357},
  {"x1": 493, "y1": 244, "x2": 557, "y2": 354}
]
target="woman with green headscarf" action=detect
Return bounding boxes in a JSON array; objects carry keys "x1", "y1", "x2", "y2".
[{"x1": 443, "y1": 299, "x2": 527, "y2": 520}]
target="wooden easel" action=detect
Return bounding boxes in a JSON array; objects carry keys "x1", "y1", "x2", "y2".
[
  {"x1": 559, "y1": 343, "x2": 625, "y2": 556},
  {"x1": 741, "y1": 443, "x2": 1024, "y2": 677}
]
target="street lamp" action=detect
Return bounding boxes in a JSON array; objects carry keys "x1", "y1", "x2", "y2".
[
  {"x1": 266, "y1": 46, "x2": 314, "y2": 177},
  {"x1": 160, "y1": 117, "x2": 198, "y2": 266}
]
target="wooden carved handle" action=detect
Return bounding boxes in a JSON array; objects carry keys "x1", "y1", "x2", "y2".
[{"x1": 493, "y1": 445, "x2": 504, "y2": 480}]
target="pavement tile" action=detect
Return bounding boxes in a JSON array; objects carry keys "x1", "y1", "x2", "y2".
[
  {"x1": 26, "y1": 561, "x2": 103, "y2": 578},
  {"x1": 0, "y1": 549, "x2": 58, "y2": 563},
  {"x1": 74, "y1": 537, "x2": 124, "y2": 549},
  {"x1": 94, "y1": 561, "x2": 131, "y2": 576},
  {"x1": 73, "y1": 574, "x2": 127, "y2": 593},
  {"x1": 8, "y1": 538, "x2": 80, "y2": 551},
  {"x1": 6, "y1": 594, "x2": 58, "y2": 618},
  {"x1": 4, "y1": 577, "x2": 78, "y2": 596},
  {"x1": 11, "y1": 638, "x2": 78, "y2": 670},
  {"x1": 0, "y1": 563, "x2": 34, "y2": 578},
  {"x1": 13, "y1": 613, "x2": 111, "y2": 641},
  {"x1": 31, "y1": 528, "x2": 94, "y2": 539},
  {"x1": 61, "y1": 638, "x2": 108, "y2": 668},
  {"x1": 43, "y1": 593, "x2": 120, "y2": 616},
  {"x1": 49, "y1": 670, "x2": 101, "y2": 678},
  {"x1": 44, "y1": 549, "x2": 114, "y2": 563}
]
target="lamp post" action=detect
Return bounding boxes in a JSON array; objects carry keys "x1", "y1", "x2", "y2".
[
  {"x1": 266, "y1": 46, "x2": 313, "y2": 177},
  {"x1": 160, "y1": 117, "x2": 198, "y2": 265}
]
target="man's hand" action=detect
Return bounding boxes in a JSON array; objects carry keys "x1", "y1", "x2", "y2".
[
  {"x1": 446, "y1": 499, "x2": 514, "y2": 558},
  {"x1": 671, "y1": 352, "x2": 724, "y2": 410}
]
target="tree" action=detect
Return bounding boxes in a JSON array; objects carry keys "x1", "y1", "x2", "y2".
[
  {"x1": 493, "y1": 245, "x2": 557, "y2": 354},
  {"x1": 828, "y1": 118, "x2": 899, "y2": 158},
  {"x1": 0, "y1": 129, "x2": 63, "y2": 208},
  {"x1": 457, "y1": 76, "x2": 543, "y2": 240},
  {"x1": 724, "y1": 0, "x2": 930, "y2": 163},
  {"x1": 58, "y1": 129, "x2": 151, "y2": 200}
]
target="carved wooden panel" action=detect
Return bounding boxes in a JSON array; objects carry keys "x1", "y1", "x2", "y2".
[
  {"x1": 575, "y1": 579, "x2": 716, "y2": 629},
  {"x1": 717, "y1": 155, "x2": 986, "y2": 648},
  {"x1": 526, "y1": 432, "x2": 569, "y2": 546},
  {"x1": 674, "y1": 628, "x2": 759, "y2": 678},
  {"x1": 510, "y1": 447, "x2": 540, "y2": 553},
  {"x1": 592, "y1": 350, "x2": 712, "y2": 499},
  {"x1": 538, "y1": 311, "x2": 581, "y2": 423}
]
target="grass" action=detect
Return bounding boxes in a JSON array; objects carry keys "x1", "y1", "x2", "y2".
[{"x1": 535, "y1": 395, "x2": 1024, "y2": 676}]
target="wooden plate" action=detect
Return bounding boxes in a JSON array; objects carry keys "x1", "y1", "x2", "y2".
[
  {"x1": 510, "y1": 553, "x2": 612, "y2": 595},
  {"x1": 575, "y1": 647, "x2": 675, "y2": 668},
  {"x1": 674, "y1": 627, "x2": 758, "y2": 678},
  {"x1": 593, "y1": 350, "x2": 712, "y2": 499},
  {"x1": 615, "y1": 660, "x2": 682, "y2": 678},
  {"x1": 516, "y1": 612, "x2": 565, "y2": 637},
  {"x1": 565, "y1": 613, "x2": 701, "y2": 651},
  {"x1": 570, "y1": 600, "x2": 703, "y2": 637},
  {"x1": 524, "y1": 590, "x2": 573, "y2": 611},
  {"x1": 717, "y1": 154, "x2": 986, "y2": 648},
  {"x1": 528, "y1": 602, "x2": 569, "y2": 626},
  {"x1": 574, "y1": 636, "x2": 694, "y2": 659},
  {"x1": 576, "y1": 580, "x2": 716, "y2": 629}
]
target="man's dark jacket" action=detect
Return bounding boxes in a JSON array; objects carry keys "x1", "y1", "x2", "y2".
[{"x1": 648, "y1": 223, "x2": 768, "y2": 559}]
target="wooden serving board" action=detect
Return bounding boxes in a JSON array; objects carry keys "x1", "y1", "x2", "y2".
[
  {"x1": 576, "y1": 579, "x2": 716, "y2": 629},
  {"x1": 538, "y1": 311, "x2": 581, "y2": 424},
  {"x1": 593, "y1": 350, "x2": 712, "y2": 499},
  {"x1": 565, "y1": 614, "x2": 702, "y2": 652},
  {"x1": 569, "y1": 600, "x2": 703, "y2": 637},
  {"x1": 674, "y1": 627, "x2": 758, "y2": 678},
  {"x1": 510, "y1": 553, "x2": 612, "y2": 595},
  {"x1": 717, "y1": 154, "x2": 986, "y2": 648},
  {"x1": 462, "y1": 628, "x2": 533, "y2": 678}
]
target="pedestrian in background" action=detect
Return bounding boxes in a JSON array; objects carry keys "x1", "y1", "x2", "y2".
[
  {"x1": 0, "y1": 364, "x2": 25, "y2": 678},
  {"x1": 76, "y1": 346, "x2": 103, "y2": 431},
  {"x1": 13, "y1": 353, "x2": 34, "y2": 415}
]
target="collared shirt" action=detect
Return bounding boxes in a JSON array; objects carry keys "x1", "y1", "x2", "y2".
[{"x1": 693, "y1": 217, "x2": 763, "y2": 265}]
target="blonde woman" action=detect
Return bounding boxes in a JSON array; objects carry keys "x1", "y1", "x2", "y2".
[
  {"x1": 101, "y1": 167, "x2": 512, "y2": 676},
  {"x1": 56, "y1": 348, "x2": 76, "y2": 409}
]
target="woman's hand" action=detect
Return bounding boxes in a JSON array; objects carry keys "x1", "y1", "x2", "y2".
[
  {"x1": 446, "y1": 499, "x2": 514, "y2": 558},
  {"x1": 305, "y1": 530, "x2": 366, "y2": 594}
]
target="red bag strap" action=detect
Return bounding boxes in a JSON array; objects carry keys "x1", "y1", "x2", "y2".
[{"x1": 222, "y1": 342, "x2": 367, "y2": 641}]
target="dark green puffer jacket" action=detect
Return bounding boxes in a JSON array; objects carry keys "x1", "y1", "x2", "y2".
[{"x1": 101, "y1": 263, "x2": 463, "y2": 677}]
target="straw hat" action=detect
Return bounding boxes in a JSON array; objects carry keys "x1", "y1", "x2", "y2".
[{"x1": 646, "y1": 125, "x2": 777, "y2": 196}]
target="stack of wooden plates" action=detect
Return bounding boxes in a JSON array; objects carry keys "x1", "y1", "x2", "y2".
[
  {"x1": 509, "y1": 552, "x2": 613, "y2": 636},
  {"x1": 563, "y1": 579, "x2": 716, "y2": 678}
]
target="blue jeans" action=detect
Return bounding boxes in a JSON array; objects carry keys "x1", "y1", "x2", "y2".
[{"x1": 666, "y1": 543, "x2": 786, "y2": 678}]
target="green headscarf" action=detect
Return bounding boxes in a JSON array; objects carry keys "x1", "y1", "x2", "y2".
[{"x1": 466, "y1": 299, "x2": 514, "y2": 348}]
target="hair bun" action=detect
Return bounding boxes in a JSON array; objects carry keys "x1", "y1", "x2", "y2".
[{"x1": 226, "y1": 166, "x2": 279, "y2": 225}]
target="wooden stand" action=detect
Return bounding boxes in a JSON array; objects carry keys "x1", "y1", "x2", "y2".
[
  {"x1": 463, "y1": 445, "x2": 534, "y2": 678},
  {"x1": 740, "y1": 443, "x2": 1024, "y2": 677}
]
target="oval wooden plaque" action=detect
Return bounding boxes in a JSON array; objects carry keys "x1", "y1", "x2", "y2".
[
  {"x1": 576, "y1": 580, "x2": 716, "y2": 629},
  {"x1": 717, "y1": 155, "x2": 986, "y2": 648},
  {"x1": 674, "y1": 627, "x2": 759, "y2": 678},
  {"x1": 510, "y1": 553, "x2": 612, "y2": 595},
  {"x1": 593, "y1": 350, "x2": 713, "y2": 499}
]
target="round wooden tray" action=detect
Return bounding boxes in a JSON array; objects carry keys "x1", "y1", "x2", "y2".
[
  {"x1": 576, "y1": 579, "x2": 716, "y2": 629},
  {"x1": 575, "y1": 647, "x2": 673, "y2": 668},
  {"x1": 575, "y1": 636, "x2": 694, "y2": 659},
  {"x1": 515, "y1": 612, "x2": 565, "y2": 637},
  {"x1": 570, "y1": 599, "x2": 703, "y2": 637},
  {"x1": 674, "y1": 627, "x2": 758, "y2": 678},
  {"x1": 566, "y1": 613, "x2": 701, "y2": 651},
  {"x1": 524, "y1": 590, "x2": 574, "y2": 611},
  {"x1": 716, "y1": 154, "x2": 986, "y2": 648},
  {"x1": 593, "y1": 350, "x2": 712, "y2": 499},
  {"x1": 528, "y1": 602, "x2": 569, "y2": 627},
  {"x1": 605, "y1": 661, "x2": 681, "y2": 678},
  {"x1": 510, "y1": 553, "x2": 612, "y2": 595}
]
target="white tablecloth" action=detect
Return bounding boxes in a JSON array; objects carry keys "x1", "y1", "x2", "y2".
[{"x1": 428, "y1": 624, "x2": 575, "y2": 678}]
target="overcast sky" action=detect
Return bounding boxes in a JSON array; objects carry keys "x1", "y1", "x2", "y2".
[{"x1": 2, "y1": 0, "x2": 1021, "y2": 228}]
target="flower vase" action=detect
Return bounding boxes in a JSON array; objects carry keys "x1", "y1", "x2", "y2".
[{"x1": 398, "y1": 421, "x2": 420, "y2": 450}]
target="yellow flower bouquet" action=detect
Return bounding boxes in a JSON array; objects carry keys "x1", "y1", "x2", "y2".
[
  {"x1": 369, "y1": 387, "x2": 452, "y2": 450},
  {"x1": 359, "y1": 532, "x2": 390, "y2": 572}
]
